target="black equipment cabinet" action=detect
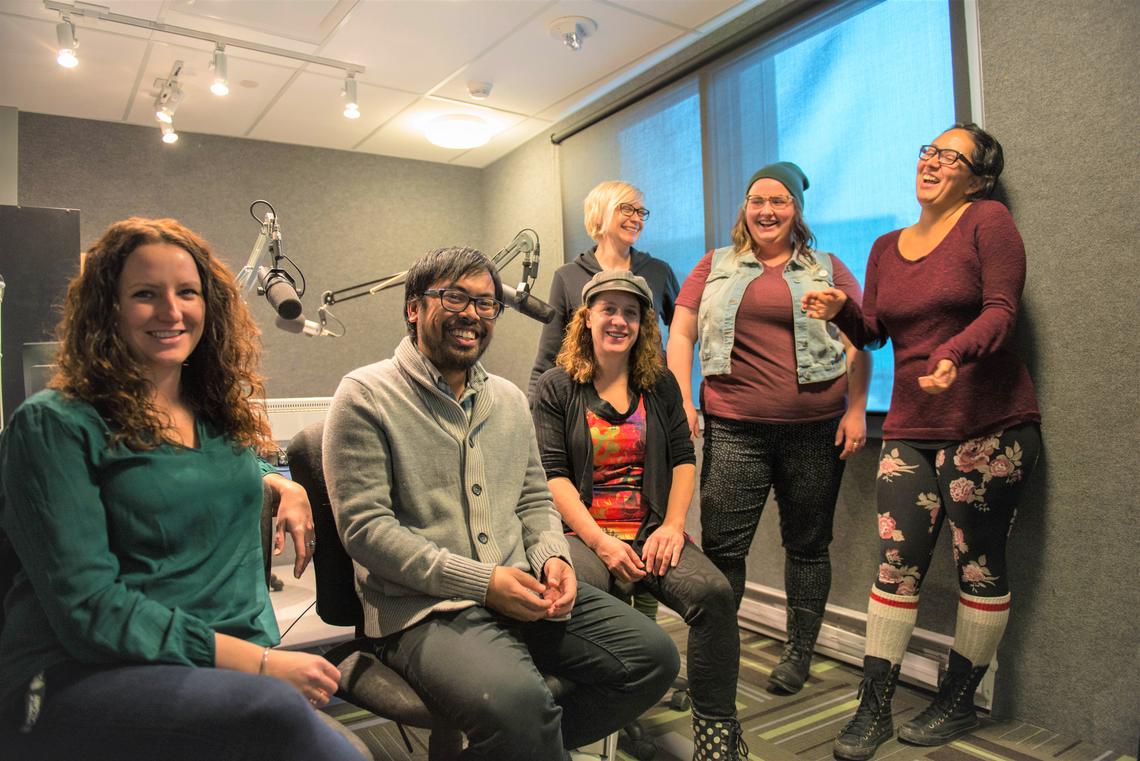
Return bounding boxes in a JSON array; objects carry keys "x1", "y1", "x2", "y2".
[{"x1": 0, "y1": 205, "x2": 81, "y2": 425}]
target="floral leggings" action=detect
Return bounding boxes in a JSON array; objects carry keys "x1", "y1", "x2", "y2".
[{"x1": 873, "y1": 423, "x2": 1041, "y2": 598}]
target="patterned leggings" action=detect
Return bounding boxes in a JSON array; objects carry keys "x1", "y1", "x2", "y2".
[
  {"x1": 873, "y1": 423, "x2": 1041, "y2": 598},
  {"x1": 700, "y1": 415, "x2": 845, "y2": 613}
]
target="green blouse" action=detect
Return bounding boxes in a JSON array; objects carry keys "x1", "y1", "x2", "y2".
[{"x1": 0, "y1": 390, "x2": 279, "y2": 704}]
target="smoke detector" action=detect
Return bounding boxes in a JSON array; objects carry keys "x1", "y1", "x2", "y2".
[{"x1": 467, "y1": 81, "x2": 493, "y2": 100}]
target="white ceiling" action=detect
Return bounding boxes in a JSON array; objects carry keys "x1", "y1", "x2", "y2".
[{"x1": 0, "y1": 0, "x2": 763, "y2": 168}]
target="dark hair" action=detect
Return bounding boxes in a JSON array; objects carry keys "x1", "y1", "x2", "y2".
[
  {"x1": 556, "y1": 301, "x2": 664, "y2": 390},
  {"x1": 953, "y1": 122, "x2": 1004, "y2": 200},
  {"x1": 403, "y1": 246, "x2": 503, "y2": 340},
  {"x1": 50, "y1": 217, "x2": 272, "y2": 452}
]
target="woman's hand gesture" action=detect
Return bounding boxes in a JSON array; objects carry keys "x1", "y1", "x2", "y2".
[
  {"x1": 593, "y1": 534, "x2": 647, "y2": 583},
  {"x1": 264, "y1": 649, "x2": 342, "y2": 708},
  {"x1": 918, "y1": 359, "x2": 958, "y2": 395},
  {"x1": 801, "y1": 288, "x2": 848, "y2": 321}
]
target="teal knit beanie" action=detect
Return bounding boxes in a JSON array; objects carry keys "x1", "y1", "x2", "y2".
[{"x1": 746, "y1": 162, "x2": 809, "y2": 210}]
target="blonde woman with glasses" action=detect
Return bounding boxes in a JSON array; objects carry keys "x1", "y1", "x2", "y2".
[{"x1": 529, "y1": 180, "x2": 679, "y2": 402}]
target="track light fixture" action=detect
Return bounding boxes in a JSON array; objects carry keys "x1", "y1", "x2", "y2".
[
  {"x1": 56, "y1": 16, "x2": 78, "y2": 68},
  {"x1": 209, "y1": 45, "x2": 229, "y2": 96},
  {"x1": 161, "y1": 123, "x2": 179, "y2": 144},
  {"x1": 154, "y1": 61, "x2": 184, "y2": 127},
  {"x1": 342, "y1": 74, "x2": 360, "y2": 119},
  {"x1": 43, "y1": 1, "x2": 367, "y2": 128}
]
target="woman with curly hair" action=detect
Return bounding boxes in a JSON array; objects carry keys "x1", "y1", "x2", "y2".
[
  {"x1": 802, "y1": 125, "x2": 1041, "y2": 759},
  {"x1": 667, "y1": 162, "x2": 870, "y2": 696},
  {"x1": 532, "y1": 270, "x2": 743, "y2": 761},
  {"x1": 0, "y1": 218, "x2": 364, "y2": 760}
]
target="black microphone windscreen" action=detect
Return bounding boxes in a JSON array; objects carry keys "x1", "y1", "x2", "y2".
[
  {"x1": 264, "y1": 275, "x2": 303, "y2": 320},
  {"x1": 502, "y1": 284, "x2": 555, "y2": 324}
]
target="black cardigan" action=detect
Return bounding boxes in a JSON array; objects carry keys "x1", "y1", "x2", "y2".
[{"x1": 532, "y1": 366, "x2": 695, "y2": 544}]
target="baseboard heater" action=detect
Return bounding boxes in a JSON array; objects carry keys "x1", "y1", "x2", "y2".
[
  {"x1": 256, "y1": 397, "x2": 334, "y2": 444},
  {"x1": 738, "y1": 582, "x2": 996, "y2": 708}
]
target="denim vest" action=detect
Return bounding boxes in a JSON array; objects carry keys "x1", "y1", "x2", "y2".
[{"x1": 697, "y1": 245, "x2": 847, "y2": 384}]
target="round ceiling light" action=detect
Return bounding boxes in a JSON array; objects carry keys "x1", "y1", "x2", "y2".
[{"x1": 424, "y1": 114, "x2": 492, "y2": 150}]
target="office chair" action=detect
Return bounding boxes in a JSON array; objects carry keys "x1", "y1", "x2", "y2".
[{"x1": 287, "y1": 421, "x2": 617, "y2": 761}]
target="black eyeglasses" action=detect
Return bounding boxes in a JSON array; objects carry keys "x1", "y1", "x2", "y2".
[
  {"x1": 919, "y1": 144, "x2": 978, "y2": 174},
  {"x1": 422, "y1": 288, "x2": 503, "y2": 319},
  {"x1": 617, "y1": 202, "x2": 650, "y2": 220}
]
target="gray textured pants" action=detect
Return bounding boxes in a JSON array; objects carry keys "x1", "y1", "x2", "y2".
[
  {"x1": 566, "y1": 534, "x2": 739, "y2": 717},
  {"x1": 377, "y1": 582, "x2": 680, "y2": 761}
]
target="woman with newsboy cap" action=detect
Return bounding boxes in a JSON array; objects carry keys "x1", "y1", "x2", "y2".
[{"x1": 533, "y1": 270, "x2": 744, "y2": 761}]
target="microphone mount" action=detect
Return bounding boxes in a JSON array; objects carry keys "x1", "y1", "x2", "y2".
[
  {"x1": 320, "y1": 228, "x2": 540, "y2": 308},
  {"x1": 236, "y1": 200, "x2": 306, "y2": 314}
]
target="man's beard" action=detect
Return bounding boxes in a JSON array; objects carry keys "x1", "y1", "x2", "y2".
[{"x1": 423, "y1": 315, "x2": 489, "y2": 373}]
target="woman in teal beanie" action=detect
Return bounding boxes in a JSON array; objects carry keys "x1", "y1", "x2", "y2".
[{"x1": 667, "y1": 161, "x2": 870, "y2": 696}]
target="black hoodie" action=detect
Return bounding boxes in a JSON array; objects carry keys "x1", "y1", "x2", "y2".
[{"x1": 528, "y1": 246, "x2": 680, "y2": 400}]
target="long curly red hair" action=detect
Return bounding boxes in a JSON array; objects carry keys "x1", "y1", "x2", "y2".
[
  {"x1": 49, "y1": 217, "x2": 272, "y2": 452},
  {"x1": 555, "y1": 302, "x2": 664, "y2": 390}
]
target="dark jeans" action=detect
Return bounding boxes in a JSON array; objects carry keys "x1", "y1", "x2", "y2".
[
  {"x1": 873, "y1": 423, "x2": 1042, "y2": 598},
  {"x1": 700, "y1": 415, "x2": 846, "y2": 612},
  {"x1": 0, "y1": 661, "x2": 367, "y2": 761},
  {"x1": 567, "y1": 535, "x2": 739, "y2": 717},
  {"x1": 378, "y1": 583, "x2": 679, "y2": 761}
]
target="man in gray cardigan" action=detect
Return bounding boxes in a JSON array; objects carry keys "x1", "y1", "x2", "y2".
[{"x1": 324, "y1": 247, "x2": 678, "y2": 760}]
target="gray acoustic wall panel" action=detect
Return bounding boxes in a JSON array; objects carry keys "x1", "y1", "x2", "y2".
[
  {"x1": 976, "y1": 0, "x2": 1139, "y2": 750},
  {"x1": 478, "y1": 130, "x2": 564, "y2": 387},
  {"x1": 16, "y1": 113, "x2": 502, "y2": 398}
]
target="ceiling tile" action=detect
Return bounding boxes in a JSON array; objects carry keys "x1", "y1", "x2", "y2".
[
  {"x1": 449, "y1": 117, "x2": 552, "y2": 168},
  {"x1": 318, "y1": 0, "x2": 549, "y2": 93},
  {"x1": 429, "y1": 0, "x2": 688, "y2": 117},
  {"x1": 167, "y1": 0, "x2": 350, "y2": 46},
  {"x1": 608, "y1": 0, "x2": 749, "y2": 30},
  {"x1": 249, "y1": 71, "x2": 418, "y2": 151},
  {"x1": 356, "y1": 96, "x2": 526, "y2": 163},
  {"x1": 0, "y1": 14, "x2": 150, "y2": 121}
]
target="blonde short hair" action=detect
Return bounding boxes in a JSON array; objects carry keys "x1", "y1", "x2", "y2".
[{"x1": 583, "y1": 181, "x2": 643, "y2": 241}]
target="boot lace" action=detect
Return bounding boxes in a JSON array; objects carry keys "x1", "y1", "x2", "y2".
[
  {"x1": 843, "y1": 676, "x2": 888, "y2": 739},
  {"x1": 733, "y1": 720, "x2": 750, "y2": 758}
]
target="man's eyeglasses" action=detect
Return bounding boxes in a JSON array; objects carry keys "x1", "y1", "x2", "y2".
[
  {"x1": 919, "y1": 144, "x2": 978, "y2": 174},
  {"x1": 746, "y1": 194, "x2": 794, "y2": 210},
  {"x1": 617, "y1": 202, "x2": 650, "y2": 220},
  {"x1": 422, "y1": 288, "x2": 504, "y2": 319}
]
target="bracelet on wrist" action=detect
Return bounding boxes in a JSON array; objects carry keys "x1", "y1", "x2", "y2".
[{"x1": 259, "y1": 646, "x2": 271, "y2": 676}]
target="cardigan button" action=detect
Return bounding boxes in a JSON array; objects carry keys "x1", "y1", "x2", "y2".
[
  {"x1": 472, "y1": 484, "x2": 482, "y2": 496},
  {"x1": 477, "y1": 532, "x2": 489, "y2": 544}
]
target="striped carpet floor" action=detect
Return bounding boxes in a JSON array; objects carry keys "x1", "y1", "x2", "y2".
[{"x1": 323, "y1": 612, "x2": 1135, "y2": 761}]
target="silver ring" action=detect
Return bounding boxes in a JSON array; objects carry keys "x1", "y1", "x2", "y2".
[{"x1": 305, "y1": 540, "x2": 317, "y2": 549}]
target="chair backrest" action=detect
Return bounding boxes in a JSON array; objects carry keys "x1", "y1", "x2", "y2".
[{"x1": 287, "y1": 420, "x2": 363, "y2": 629}]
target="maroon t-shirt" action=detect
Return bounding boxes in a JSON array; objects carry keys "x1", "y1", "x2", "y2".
[
  {"x1": 677, "y1": 251, "x2": 862, "y2": 423},
  {"x1": 834, "y1": 200, "x2": 1040, "y2": 440}
]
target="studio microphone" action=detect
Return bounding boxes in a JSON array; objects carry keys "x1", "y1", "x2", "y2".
[
  {"x1": 258, "y1": 266, "x2": 303, "y2": 321},
  {"x1": 501, "y1": 283, "x2": 555, "y2": 324},
  {"x1": 275, "y1": 314, "x2": 337, "y2": 337}
]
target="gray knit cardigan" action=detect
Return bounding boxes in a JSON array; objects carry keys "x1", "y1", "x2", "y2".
[{"x1": 324, "y1": 337, "x2": 570, "y2": 637}]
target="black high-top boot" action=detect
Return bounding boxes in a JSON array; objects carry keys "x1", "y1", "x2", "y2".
[
  {"x1": 898, "y1": 650, "x2": 987, "y2": 745},
  {"x1": 769, "y1": 607, "x2": 823, "y2": 694},
  {"x1": 833, "y1": 656, "x2": 900, "y2": 760},
  {"x1": 692, "y1": 710, "x2": 749, "y2": 760}
]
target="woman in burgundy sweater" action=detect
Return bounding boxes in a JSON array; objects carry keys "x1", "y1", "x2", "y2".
[{"x1": 803, "y1": 124, "x2": 1041, "y2": 760}]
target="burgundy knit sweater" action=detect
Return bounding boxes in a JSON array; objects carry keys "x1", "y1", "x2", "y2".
[{"x1": 835, "y1": 200, "x2": 1040, "y2": 441}]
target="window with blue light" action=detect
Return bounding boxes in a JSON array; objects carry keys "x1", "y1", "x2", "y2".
[{"x1": 563, "y1": 0, "x2": 963, "y2": 414}]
